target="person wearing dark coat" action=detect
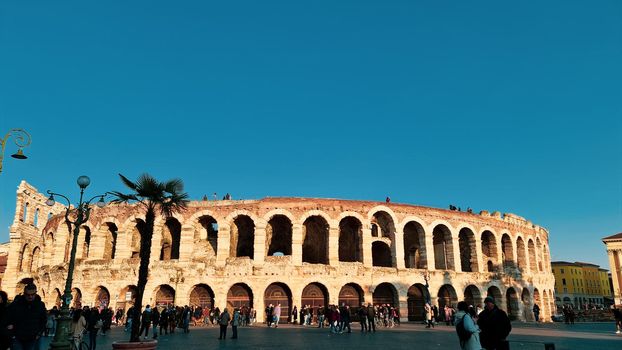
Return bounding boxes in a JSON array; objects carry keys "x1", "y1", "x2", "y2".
[
  {"x1": 366, "y1": 304, "x2": 376, "y2": 332},
  {"x1": 218, "y1": 309, "x2": 231, "y2": 340},
  {"x1": 86, "y1": 307, "x2": 101, "y2": 350},
  {"x1": 477, "y1": 297, "x2": 512, "y2": 350},
  {"x1": 151, "y1": 307, "x2": 160, "y2": 339},
  {"x1": 357, "y1": 304, "x2": 368, "y2": 332},
  {"x1": 0, "y1": 291, "x2": 10, "y2": 350},
  {"x1": 6, "y1": 284, "x2": 47, "y2": 350}
]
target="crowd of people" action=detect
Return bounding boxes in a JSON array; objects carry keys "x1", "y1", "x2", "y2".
[{"x1": 3, "y1": 282, "x2": 622, "y2": 350}]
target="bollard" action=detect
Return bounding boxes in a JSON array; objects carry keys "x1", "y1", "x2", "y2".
[{"x1": 544, "y1": 343, "x2": 556, "y2": 350}]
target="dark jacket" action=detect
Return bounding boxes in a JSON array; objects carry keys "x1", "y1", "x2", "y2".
[
  {"x1": 87, "y1": 310, "x2": 101, "y2": 331},
  {"x1": 6, "y1": 295, "x2": 47, "y2": 341},
  {"x1": 366, "y1": 306, "x2": 375, "y2": 319},
  {"x1": 477, "y1": 305, "x2": 512, "y2": 350},
  {"x1": 219, "y1": 310, "x2": 230, "y2": 326}
]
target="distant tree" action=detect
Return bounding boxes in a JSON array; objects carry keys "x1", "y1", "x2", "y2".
[{"x1": 111, "y1": 173, "x2": 188, "y2": 342}]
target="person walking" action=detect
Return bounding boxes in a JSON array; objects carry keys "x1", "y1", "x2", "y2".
[
  {"x1": 454, "y1": 301, "x2": 481, "y2": 350},
  {"x1": 532, "y1": 304, "x2": 540, "y2": 322},
  {"x1": 218, "y1": 309, "x2": 230, "y2": 340},
  {"x1": 139, "y1": 305, "x2": 152, "y2": 339},
  {"x1": 612, "y1": 306, "x2": 621, "y2": 334},
  {"x1": 231, "y1": 308, "x2": 240, "y2": 339},
  {"x1": 291, "y1": 306, "x2": 298, "y2": 325},
  {"x1": 266, "y1": 304, "x2": 273, "y2": 327},
  {"x1": 6, "y1": 283, "x2": 47, "y2": 350},
  {"x1": 358, "y1": 304, "x2": 368, "y2": 332},
  {"x1": 151, "y1": 307, "x2": 160, "y2": 339},
  {"x1": 425, "y1": 303, "x2": 434, "y2": 328},
  {"x1": 273, "y1": 304, "x2": 281, "y2": 328},
  {"x1": 477, "y1": 296, "x2": 511, "y2": 350},
  {"x1": 86, "y1": 307, "x2": 101, "y2": 350},
  {"x1": 366, "y1": 304, "x2": 376, "y2": 332},
  {"x1": 70, "y1": 309, "x2": 87, "y2": 350}
]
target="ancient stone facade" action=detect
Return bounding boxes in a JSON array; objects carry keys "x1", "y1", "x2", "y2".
[{"x1": 4, "y1": 180, "x2": 555, "y2": 322}]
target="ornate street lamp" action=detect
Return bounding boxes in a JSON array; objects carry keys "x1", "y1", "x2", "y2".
[
  {"x1": 0, "y1": 128, "x2": 31, "y2": 174},
  {"x1": 47, "y1": 176, "x2": 109, "y2": 350},
  {"x1": 422, "y1": 270, "x2": 431, "y2": 304}
]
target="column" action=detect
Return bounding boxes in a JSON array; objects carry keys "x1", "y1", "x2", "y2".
[
  {"x1": 395, "y1": 229, "x2": 405, "y2": 269},
  {"x1": 178, "y1": 225, "x2": 194, "y2": 262},
  {"x1": 215, "y1": 224, "x2": 230, "y2": 266},
  {"x1": 451, "y1": 237, "x2": 461, "y2": 272},
  {"x1": 609, "y1": 250, "x2": 621, "y2": 304},
  {"x1": 328, "y1": 226, "x2": 339, "y2": 266},
  {"x1": 253, "y1": 225, "x2": 266, "y2": 265},
  {"x1": 292, "y1": 224, "x2": 303, "y2": 265},
  {"x1": 424, "y1": 235, "x2": 435, "y2": 270},
  {"x1": 362, "y1": 225, "x2": 373, "y2": 267}
]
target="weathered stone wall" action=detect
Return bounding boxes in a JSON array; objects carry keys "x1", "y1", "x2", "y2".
[{"x1": 4, "y1": 181, "x2": 556, "y2": 322}]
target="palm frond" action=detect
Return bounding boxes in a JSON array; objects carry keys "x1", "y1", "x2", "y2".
[
  {"x1": 109, "y1": 191, "x2": 137, "y2": 204},
  {"x1": 119, "y1": 174, "x2": 138, "y2": 190}
]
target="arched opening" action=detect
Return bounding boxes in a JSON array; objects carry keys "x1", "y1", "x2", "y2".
[
  {"x1": 18, "y1": 244, "x2": 30, "y2": 272},
  {"x1": 373, "y1": 282, "x2": 398, "y2": 307},
  {"x1": 506, "y1": 287, "x2": 520, "y2": 320},
  {"x1": 95, "y1": 286, "x2": 110, "y2": 309},
  {"x1": 227, "y1": 283, "x2": 253, "y2": 310},
  {"x1": 29, "y1": 246, "x2": 41, "y2": 272},
  {"x1": 193, "y1": 216, "x2": 218, "y2": 259},
  {"x1": 230, "y1": 215, "x2": 255, "y2": 259},
  {"x1": 501, "y1": 234, "x2": 514, "y2": 270},
  {"x1": 264, "y1": 283, "x2": 292, "y2": 322},
  {"x1": 22, "y1": 202, "x2": 28, "y2": 222},
  {"x1": 533, "y1": 289, "x2": 542, "y2": 314},
  {"x1": 437, "y1": 285, "x2": 458, "y2": 319},
  {"x1": 154, "y1": 285, "x2": 175, "y2": 307},
  {"x1": 371, "y1": 223, "x2": 379, "y2": 237},
  {"x1": 371, "y1": 211, "x2": 396, "y2": 265},
  {"x1": 266, "y1": 215, "x2": 293, "y2": 256},
  {"x1": 81, "y1": 226, "x2": 92, "y2": 259},
  {"x1": 433, "y1": 225, "x2": 454, "y2": 270},
  {"x1": 103, "y1": 223, "x2": 118, "y2": 260},
  {"x1": 302, "y1": 216, "x2": 329, "y2": 264},
  {"x1": 338, "y1": 216, "x2": 363, "y2": 262},
  {"x1": 33, "y1": 208, "x2": 39, "y2": 227},
  {"x1": 536, "y1": 238, "x2": 543, "y2": 272},
  {"x1": 458, "y1": 228, "x2": 477, "y2": 272},
  {"x1": 528, "y1": 239, "x2": 537, "y2": 272},
  {"x1": 117, "y1": 285, "x2": 137, "y2": 312},
  {"x1": 339, "y1": 283, "x2": 364, "y2": 308},
  {"x1": 521, "y1": 288, "x2": 532, "y2": 321},
  {"x1": 404, "y1": 221, "x2": 426, "y2": 269},
  {"x1": 481, "y1": 230, "x2": 498, "y2": 272},
  {"x1": 487, "y1": 286, "x2": 502, "y2": 305},
  {"x1": 516, "y1": 237, "x2": 526, "y2": 271},
  {"x1": 407, "y1": 283, "x2": 428, "y2": 321},
  {"x1": 464, "y1": 285, "x2": 482, "y2": 308},
  {"x1": 371, "y1": 241, "x2": 392, "y2": 267},
  {"x1": 190, "y1": 284, "x2": 215, "y2": 309},
  {"x1": 71, "y1": 288, "x2": 82, "y2": 309},
  {"x1": 44, "y1": 232, "x2": 55, "y2": 265},
  {"x1": 301, "y1": 282, "x2": 329, "y2": 308},
  {"x1": 160, "y1": 218, "x2": 181, "y2": 260},
  {"x1": 130, "y1": 220, "x2": 145, "y2": 259}
]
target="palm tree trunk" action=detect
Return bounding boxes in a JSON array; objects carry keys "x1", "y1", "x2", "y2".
[{"x1": 131, "y1": 209, "x2": 155, "y2": 342}]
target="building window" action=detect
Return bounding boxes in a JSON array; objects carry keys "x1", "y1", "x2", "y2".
[
  {"x1": 562, "y1": 278, "x2": 566, "y2": 285},
  {"x1": 561, "y1": 268, "x2": 564, "y2": 274}
]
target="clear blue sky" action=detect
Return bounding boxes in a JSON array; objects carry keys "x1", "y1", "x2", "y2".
[{"x1": 1, "y1": 1, "x2": 620, "y2": 268}]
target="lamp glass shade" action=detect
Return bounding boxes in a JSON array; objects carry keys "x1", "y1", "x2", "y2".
[
  {"x1": 45, "y1": 195, "x2": 55, "y2": 206},
  {"x1": 96, "y1": 197, "x2": 106, "y2": 208},
  {"x1": 77, "y1": 176, "x2": 90, "y2": 189}
]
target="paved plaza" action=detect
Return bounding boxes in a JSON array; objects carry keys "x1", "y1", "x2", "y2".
[{"x1": 39, "y1": 322, "x2": 621, "y2": 350}]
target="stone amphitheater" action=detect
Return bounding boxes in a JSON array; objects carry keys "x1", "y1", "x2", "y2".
[{"x1": 4, "y1": 181, "x2": 555, "y2": 322}]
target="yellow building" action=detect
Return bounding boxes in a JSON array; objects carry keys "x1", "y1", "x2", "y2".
[{"x1": 551, "y1": 261, "x2": 612, "y2": 308}]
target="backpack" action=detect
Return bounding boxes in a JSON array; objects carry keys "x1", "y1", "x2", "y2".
[{"x1": 456, "y1": 314, "x2": 472, "y2": 342}]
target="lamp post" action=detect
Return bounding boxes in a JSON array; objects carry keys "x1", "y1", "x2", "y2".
[
  {"x1": 47, "y1": 176, "x2": 109, "y2": 350},
  {"x1": 0, "y1": 128, "x2": 31, "y2": 174},
  {"x1": 422, "y1": 270, "x2": 431, "y2": 304}
]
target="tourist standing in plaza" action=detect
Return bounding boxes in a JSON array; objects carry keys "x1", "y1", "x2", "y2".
[
  {"x1": 139, "y1": 305, "x2": 152, "y2": 339},
  {"x1": 231, "y1": 308, "x2": 240, "y2": 339},
  {"x1": 358, "y1": 304, "x2": 367, "y2": 332},
  {"x1": 151, "y1": 307, "x2": 160, "y2": 339},
  {"x1": 266, "y1": 304, "x2": 273, "y2": 327},
  {"x1": 612, "y1": 306, "x2": 621, "y2": 334},
  {"x1": 366, "y1": 303, "x2": 376, "y2": 332},
  {"x1": 477, "y1": 296, "x2": 511, "y2": 350},
  {"x1": 6, "y1": 283, "x2": 47, "y2": 350},
  {"x1": 454, "y1": 301, "x2": 481, "y2": 350},
  {"x1": 292, "y1": 306, "x2": 298, "y2": 325},
  {"x1": 71, "y1": 309, "x2": 87, "y2": 350},
  {"x1": 532, "y1": 304, "x2": 540, "y2": 322},
  {"x1": 218, "y1": 308, "x2": 230, "y2": 340},
  {"x1": 86, "y1": 307, "x2": 101, "y2": 350}
]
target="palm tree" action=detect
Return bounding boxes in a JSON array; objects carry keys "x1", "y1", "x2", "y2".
[{"x1": 111, "y1": 173, "x2": 189, "y2": 342}]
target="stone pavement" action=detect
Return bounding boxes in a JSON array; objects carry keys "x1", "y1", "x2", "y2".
[{"x1": 39, "y1": 322, "x2": 622, "y2": 350}]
